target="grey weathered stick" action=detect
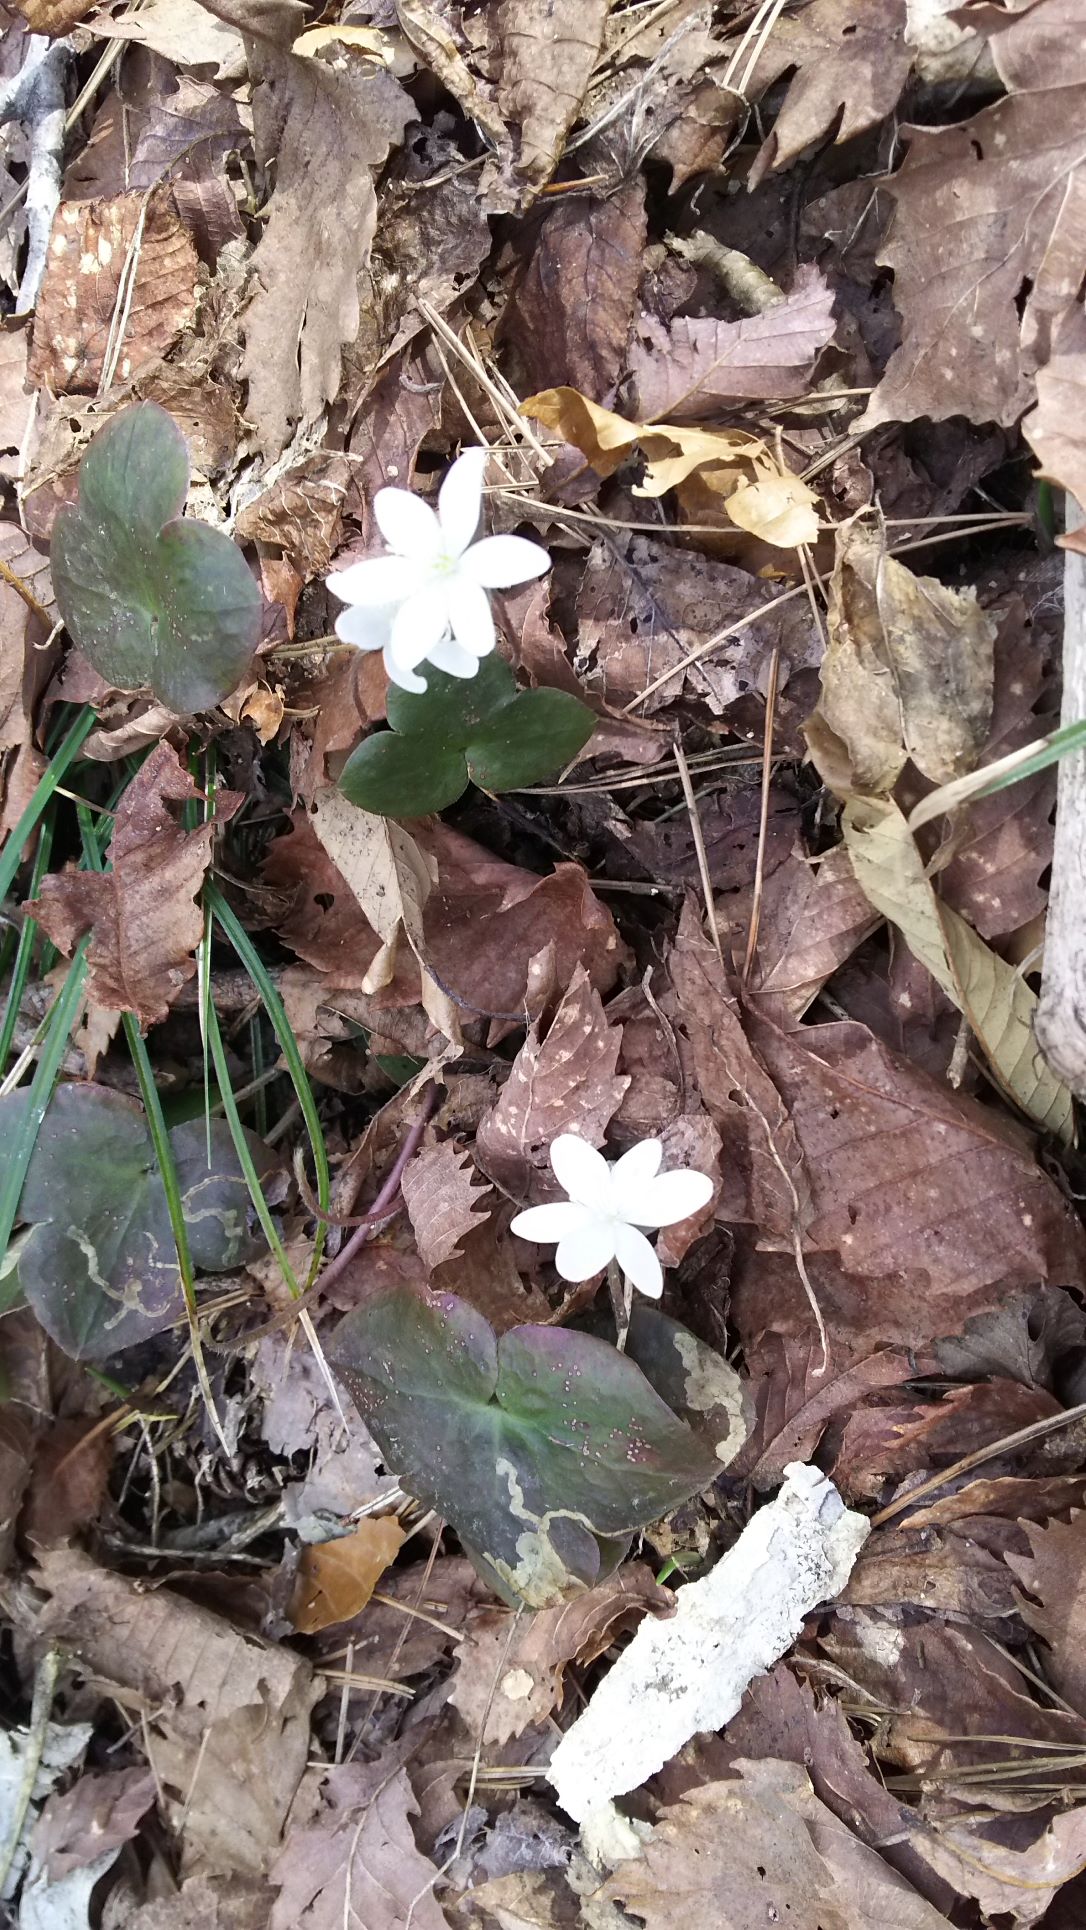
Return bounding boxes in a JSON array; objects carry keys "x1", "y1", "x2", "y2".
[{"x1": 1037, "y1": 506, "x2": 1086, "y2": 1094}]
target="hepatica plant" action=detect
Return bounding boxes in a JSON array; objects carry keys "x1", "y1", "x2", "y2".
[
  {"x1": 51, "y1": 402, "x2": 262, "y2": 714},
  {"x1": 511, "y1": 1132, "x2": 715, "y2": 1300},
  {"x1": 329, "y1": 447, "x2": 596, "y2": 815}
]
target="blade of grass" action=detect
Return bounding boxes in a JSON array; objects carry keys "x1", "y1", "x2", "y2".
[
  {"x1": 908, "y1": 716, "x2": 1086, "y2": 832},
  {"x1": 0, "y1": 705, "x2": 95, "y2": 909},
  {"x1": 0, "y1": 813, "x2": 54, "y2": 1072},
  {"x1": 205, "y1": 881, "x2": 330, "y2": 1286}
]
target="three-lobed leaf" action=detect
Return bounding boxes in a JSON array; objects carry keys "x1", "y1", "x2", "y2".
[
  {"x1": 51, "y1": 403, "x2": 262, "y2": 715},
  {"x1": 330, "y1": 1283, "x2": 718, "y2": 1607},
  {"x1": 338, "y1": 655, "x2": 595, "y2": 817},
  {"x1": 2, "y1": 1083, "x2": 277, "y2": 1358}
]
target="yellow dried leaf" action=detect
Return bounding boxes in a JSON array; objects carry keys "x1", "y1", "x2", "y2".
[
  {"x1": 290, "y1": 1516, "x2": 406, "y2": 1634},
  {"x1": 724, "y1": 472, "x2": 821, "y2": 549},
  {"x1": 292, "y1": 23, "x2": 397, "y2": 64},
  {"x1": 843, "y1": 795, "x2": 1072, "y2": 1142}
]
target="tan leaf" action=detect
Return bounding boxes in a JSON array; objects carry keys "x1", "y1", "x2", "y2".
[
  {"x1": 270, "y1": 1763, "x2": 448, "y2": 1930},
  {"x1": 629, "y1": 267, "x2": 837, "y2": 421},
  {"x1": 725, "y1": 471, "x2": 820, "y2": 549},
  {"x1": 235, "y1": 453, "x2": 351, "y2": 579},
  {"x1": 30, "y1": 741, "x2": 230, "y2": 1027},
  {"x1": 401, "y1": 1140, "x2": 493, "y2": 1272},
  {"x1": 13, "y1": 0, "x2": 93, "y2": 28},
  {"x1": 605, "y1": 1759, "x2": 947, "y2": 1930},
  {"x1": 863, "y1": 0, "x2": 1086, "y2": 429},
  {"x1": 744, "y1": 847, "x2": 879, "y2": 1024},
  {"x1": 1024, "y1": 303, "x2": 1086, "y2": 554},
  {"x1": 1006, "y1": 1512, "x2": 1086, "y2": 1717},
  {"x1": 842, "y1": 794, "x2": 1073, "y2": 1140},
  {"x1": 308, "y1": 788, "x2": 461, "y2": 1044},
  {"x1": 27, "y1": 188, "x2": 199, "y2": 396},
  {"x1": 33, "y1": 1545, "x2": 320, "y2": 1876},
  {"x1": 104, "y1": 1873, "x2": 277, "y2": 1929},
  {"x1": 475, "y1": 963, "x2": 628, "y2": 1199},
  {"x1": 489, "y1": 0, "x2": 611, "y2": 198},
  {"x1": 744, "y1": 0, "x2": 911, "y2": 186},
  {"x1": 451, "y1": 1565, "x2": 670, "y2": 1746},
  {"x1": 290, "y1": 1518, "x2": 406, "y2": 1635},
  {"x1": 84, "y1": 0, "x2": 247, "y2": 78},
  {"x1": 807, "y1": 524, "x2": 997, "y2": 795},
  {"x1": 32, "y1": 1768, "x2": 155, "y2": 1882}
]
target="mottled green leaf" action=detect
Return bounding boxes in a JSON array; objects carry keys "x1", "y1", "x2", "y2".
[
  {"x1": 51, "y1": 403, "x2": 262, "y2": 715},
  {"x1": 331, "y1": 1284, "x2": 717, "y2": 1607},
  {"x1": 338, "y1": 655, "x2": 595, "y2": 818},
  {"x1": 2, "y1": 1083, "x2": 277, "y2": 1358}
]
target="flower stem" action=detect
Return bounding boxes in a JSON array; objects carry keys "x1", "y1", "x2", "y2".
[{"x1": 608, "y1": 1257, "x2": 632, "y2": 1353}]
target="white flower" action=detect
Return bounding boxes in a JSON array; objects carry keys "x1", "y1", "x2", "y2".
[
  {"x1": 325, "y1": 446, "x2": 551, "y2": 694},
  {"x1": 510, "y1": 1133, "x2": 715, "y2": 1301}
]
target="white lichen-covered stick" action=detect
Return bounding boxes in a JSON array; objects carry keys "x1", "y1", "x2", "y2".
[
  {"x1": 1038, "y1": 510, "x2": 1086, "y2": 1091},
  {"x1": 548, "y1": 1463, "x2": 869, "y2": 1845},
  {"x1": 0, "y1": 34, "x2": 71, "y2": 316}
]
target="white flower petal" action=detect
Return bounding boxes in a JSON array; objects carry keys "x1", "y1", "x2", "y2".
[
  {"x1": 510, "y1": 1201, "x2": 594, "y2": 1244},
  {"x1": 373, "y1": 487, "x2": 441, "y2": 559},
  {"x1": 459, "y1": 533, "x2": 552, "y2": 589},
  {"x1": 327, "y1": 555, "x2": 417, "y2": 607},
  {"x1": 446, "y1": 575, "x2": 496, "y2": 658},
  {"x1": 555, "y1": 1217, "x2": 617, "y2": 1283},
  {"x1": 382, "y1": 646, "x2": 427, "y2": 693},
  {"x1": 389, "y1": 585, "x2": 453, "y2": 671},
  {"x1": 334, "y1": 603, "x2": 395, "y2": 651},
  {"x1": 608, "y1": 1138, "x2": 663, "y2": 1217},
  {"x1": 439, "y1": 447, "x2": 487, "y2": 558},
  {"x1": 632, "y1": 1169, "x2": 715, "y2": 1230},
  {"x1": 550, "y1": 1133, "x2": 611, "y2": 1209},
  {"x1": 612, "y1": 1222, "x2": 663, "y2": 1298},
  {"x1": 427, "y1": 633, "x2": 483, "y2": 678}
]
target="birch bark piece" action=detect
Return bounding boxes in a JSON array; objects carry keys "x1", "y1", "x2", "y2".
[{"x1": 1037, "y1": 508, "x2": 1086, "y2": 1093}]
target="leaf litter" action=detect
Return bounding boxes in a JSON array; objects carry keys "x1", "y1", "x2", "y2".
[{"x1": 4, "y1": 1, "x2": 1086, "y2": 1926}]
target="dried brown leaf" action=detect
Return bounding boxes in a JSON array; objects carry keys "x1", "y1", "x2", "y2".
[
  {"x1": 864, "y1": 0, "x2": 1086, "y2": 429},
  {"x1": 450, "y1": 1565, "x2": 670, "y2": 1746},
  {"x1": 488, "y1": 0, "x2": 611, "y2": 199},
  {"x1": 31, "y1": 742, "x2": 229, "y2": 1027},
  {"x1": 807, "y1": 523, "x2": 997, "y2": 796},
  {"x1": 33, "y1": 1545, "x2": 320, "y2": 1874},
  {"x1": 269, "y1": 1763, "x2": 449, "y2": 1930},
  {"x1": 505, "y1": 184, "x2": 646, "y2": 401},
  {"x1": 745, "y1": 846, "x2": 879, "y2": 1023},
  {"x1": 401, "y1": 1140, "x2": 493, "y2": 1272},
  {"x1": 1025, "y1": 303, "x2": 1086, "y2": 552},
  {"x1": 629, "y1": 267, "x2": 837, "y2": 421},
  {"x1": 290, "y1": 1517, "x2": 406, "y2": 1634},
  {"x1": 1007, "y1": 1511, "x2": 1086, "y2": 1717},
  {"x1": 13, "y1": 0, "x2": 91, "y2": 28},
  {"x1": 235, "y1": 453, "x2": 351, "y2": 579},
  {"x1": 28, "y1": 188, "x2": 199, "y2": 396},
  {"x1": 32, "y1": 1768, "x2": 155, "y2": 1881},
  {"x1": 109, "y1": 1874, "x2": 278, "y2": 1930},
  {"x1": 475, "y1": 963, "x2": 628, "y2": 1200},
  {"x1": 745, "y1": 0, "x2": 911, "y2": 187},
  {"x1": 251, "y1": 1329, "x2": 394, "y2": 1531},
  {"x1": 20, "y1": 1417, "x2": 113, "y2": 1549},
  {"x1": 605, "y1": 1759, "x2": 948, "y2": 1930},
  {"x1": 87, "y1": 0, "x2": 247, "y2": 79}
]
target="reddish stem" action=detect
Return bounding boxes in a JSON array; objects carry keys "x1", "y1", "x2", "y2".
[{"x1": 314, "y1": 1086, "x2": 438, "y2": 1299}]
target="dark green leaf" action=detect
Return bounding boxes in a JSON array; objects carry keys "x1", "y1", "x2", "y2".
[
  {"x1": 1, "y1": 1084, "x2": 278, "y2": 1358},
  {"x1": 330, "y1": 1284, "x2": 717, "y2": 1607},
  {"x1": 339, "y1": 656, "x2": 595, "y2": 818},
  {"x1": 51, "y1": 403, "x2": 262, "y2": 715}
]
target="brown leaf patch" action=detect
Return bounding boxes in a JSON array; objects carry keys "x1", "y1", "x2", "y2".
[
  {"x1": 235, "y1": 453, "x2": 351, "y2": 579},
  {"x1": 32, "y1": 1768, "x2": 155, "y2": 1882},
  {"x1": 629, "y1": 267, "x2": 837, "y2": 421},
  {"x1": 401, "y1": 1139, "x2": 494, "y2": 1271},
  {"x1": 505, "y1": 183, "x2": 646, "y2": 401},
  {"x1": 745, "y1": 0, "x2": 911, "y2": 186},
  {"x1": 488, "y1": 0, "x2": 611, "y2": 200},
  {"x1": 1007, "y1": 1511, "x2": 1086, "y2": 1718},
  {"x1": 290, "y1": 1517, "x2": 406, "y2": 1635},
  {"x1": 28, "y1": 187, "x2": 199, "y2": 395},
  {"x1": 31, "y1": 741, "x2": 233, "y2": 1026},
  {"x1": 269, "y1": 1762, "x2": 449, "y2": 1930}
]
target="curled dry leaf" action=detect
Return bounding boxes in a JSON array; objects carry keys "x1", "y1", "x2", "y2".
[
  {"x1": 450, "y1": 1563, "x2": 670, "y2": 1746},
  {"x1": 864, "y1": 0, "x2": 1086, "y2": 429},
  {"x1": 28, "y1": 188, "x2": 199, "y2": 396},
  {"x1": 31, "y1": 741, "x2": 233, "y2": 1026},
  {"x1": 290, "y1": 1517, "x2": 406, "y2": 1635},
  {"x1": 806, "y1": 523, "x2": 997, "y2": 796},
  {"x1": 474, "y1": 963, "x2": 628, "y2": 1200},
  {"x1": 629, "y1": 267, "x2": 837, "y2": 421},
  {"x1": 744, "y1": 0, "x2": 911, "y2": 186},
  {"x1": 401, "y1": 1139, "x2": 493, "y2": 1271},
  {"x1": 842, "y1": 793, "x2": 1073, "y2": 1140}
]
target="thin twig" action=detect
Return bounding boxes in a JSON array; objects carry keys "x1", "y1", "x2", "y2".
[
  {"x1": 0, "y1": 1645, "x2": 61, "y2": 1895},
  {"x1": 742, "y1": 644, "x2": 781, "y2": 986}
]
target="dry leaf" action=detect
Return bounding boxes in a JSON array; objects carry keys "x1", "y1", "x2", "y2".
[
  {"x1": 108, "y1": 1874, "x2": 277, "y2": 1930},
  {"x1": 84, "y1": 0, "x2": 247, "y2": 79},
  {"x1": 28, "y1": 188, "x2": 199, "y2": 396},
  {"x1": 235, "y1": 453, "x2": 351, "y2": 578},
  {"x1": 745, "y1": 846, "x2": 879, "y2": 1023},
  {"x1": 13, "y1": 0, "x2": 93, "y2": 28},
  {"x1": 842, "y1": 793, "x2": 1073, "y2": 1140},
  {"x1": 506, "y1": 184, "x2": 646, "y2": 400},
  {"x1": 475, "y1": 963, "x2": 628, "y2": 1199},
  {"x1": 806, "y1": 523, "x2": 997, "y2": 795},
  {"x1": 450, "y1": 1565, "x2": 669, "y2": 1746},
  {"x1": 31, "y1": 1768, "x2": 155, "y2": 1881},
  {"x1": 629, "y1": 267, "x2": 837, "y2": 420},
  {"x1": 290, "y1": 1517, "x2": 406, "y2": 1634},
  {"x1": 269, "y1": 1762, "x2": 449, "y2": 1930},
  {"x1": 31, "y1": 742, "x2": 232, "y2": 1026},
  {"x1": 864, "y1": 0, "x2": 1086, "y2": 429},
  {"x1": 33, "y1": 1545, "x2": 320, "y2": 1875},
  {"x1": 488, "y1": 0, "x2": 611, "y2": 200},
  {"x1": 1007, "y1": 1512, "x2": 1086, "y2": 1718},
  {"x1": 606, "y1": 1759, "x2": 947, "y2": 1930},
  {"x1": 401, "y1": 1140, "x2": 493, "y2": 1271},
  {"x1": 744, "y1": 0, "x2": 912, "y2": 186},
  {"x1": 308, "y1": 787, "x2": 461, "y2": 1043},
  {"x1": 1024, "y1": 303, "x2": 1086, "y2": 553}
]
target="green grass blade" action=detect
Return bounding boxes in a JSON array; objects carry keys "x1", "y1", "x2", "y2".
[
  {"x1": 204, "y1": 881, "x2": 330, "y2": 1284},
  {"x1": 909, "y1": 716, "x2": 1086, "y2": 832},
  {"x1": 203, "y1": 988, "x2": 301, "y2": 1296},
  {"x1": 0, "y1": 814, "x2": 55, "y2": 1072},
  {"x1": 0, "y1": 705, "x2": 95, "y2": 908}
]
